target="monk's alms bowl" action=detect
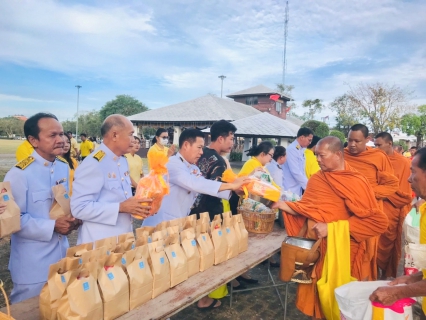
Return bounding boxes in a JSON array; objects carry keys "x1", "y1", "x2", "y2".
[{"x1": 284, "y1": 236, "x2": 316, "y2": 250}]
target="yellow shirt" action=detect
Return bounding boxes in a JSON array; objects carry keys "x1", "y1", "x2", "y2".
[
  {"x1": 147, "y1": 143, "x2": 169, "y2": 170},
  {"x1": 70, "y1": 137, "x2": 78, "y2": 158},
  {"x1": 238, "y1": 157, "x2": 280, "y2": 189},
  {"x1": 68, "y1": 158, "x2": 78, "y2": 195},
  {"x1": 16, "y1": 140, "x2": 34, "y2": 162},
  {"x1": 125, "y1": 153, "x2": 144, "y2": 184},
  {"x1": 305, "y1": 148, "x2": 320, "y2": 179},
  {"x1": 80, "y1": 140, "x2": 94, "y2": 157}
]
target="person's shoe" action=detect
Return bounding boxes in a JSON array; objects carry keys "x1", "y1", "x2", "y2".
[
  {"x1": 227, "y1": 282, "x2": 247, "y2": 290},
  {"x1": 236, "y1": 275, "x2": 259, "y2": 284},
  {"x1": 197, "y1": 299, "x2": 221, "y2": 311}
]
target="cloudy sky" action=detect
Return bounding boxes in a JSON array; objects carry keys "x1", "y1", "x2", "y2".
[{"x1": 1, "y1": 0, "x2": 425, "y2": 121}]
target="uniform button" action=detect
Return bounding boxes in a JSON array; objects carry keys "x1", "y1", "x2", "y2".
[
  {"x1": 117, "y1": 163, "x2": 121, "y2": 166},
  {"x1": 58, "y1": 235, "x2": 62, "y2": 239},
  {"x1": 113, "y1": 156, "x2": 117, "y2": 161},
  {"x1": 121, "y1": 178, "x2": 124, "y2": 181},
  {"x1": 125, "y1": 191, "x2": 128, "y2": 195},
  {"x1": 51, "y1": 170, "x2": 54, "y2": 173},
  {"x1": 44, "y1": 162, "x2": 48, "y2": 166}
]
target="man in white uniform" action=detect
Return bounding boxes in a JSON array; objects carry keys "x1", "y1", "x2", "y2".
[
  {"x1": 71, "y1": 115, "x2": 151, "y2": 244},
  {"x1": 4, "y1": 113, "x2": 78, "y2": 303}
]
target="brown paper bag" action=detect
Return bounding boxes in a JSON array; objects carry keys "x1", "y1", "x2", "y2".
[
  {"x1": 97, "y1": 253, "x2": 129, "y2": 320},
  {"x1": 164, "y1": 234, "x2": 188, "y2": 287},
  {"x1": 126, "y1": 245, "x2": 153, "y2": 309},
  {"x1": 118, "y1": 232, "x2": 135, "y2": 244},
  {"x1": 199, "y1": 212, "x2": 210, "y2": 221},
  {"x1": 168, "y1": 217, "x2": 185, "y2": 232},
  {"x1": 0, "y1": 181, "x2": 21, "y2": 237},
  {"x1": 211, "y1": 215, "x2": 228, "y2": 265},
  {"x1": 183, "y1": 214, "x2": 197, "y2": 230},
  {"x1": 39, "y1": 257, "x2": 80, "y2": 320},
  {"x1": 154, "y1": 221, "x2": 169, "y2": 232},
  {"x1": 56, "y1": 262, "x2": 103, "y2": 320},
  {"x1": 148, "y1": 240, "x2": 171, "y2": 298},
  {"x1": 152, "y1": 230, "x2": 167, "y2": 242},
  {"x1": 135, "y1": 226, "x2": 154, "y2": 246},
  {"x1": 66, "y1": 243, "x2": 93, "y2": 258},
  {"x1": 222, "y1": 212, "x2": 239, "y2": 259},
  {"x1": 196, "y1": 220, "x2": 214, "y2": 271},
  {"x1": 232, "y1": 214, "x2": 248, "y2": 253},
  {"x1": 180, "y1": 228, "x2": 200, "y2": 277},
  {"x1": 94, "y1": 236, "x2": 117, "y2": 254},
  {"x1": 49, "y1": 184, "x2": 71, "y2": 220}
]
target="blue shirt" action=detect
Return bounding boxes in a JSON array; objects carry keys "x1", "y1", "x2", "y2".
[
  {"x1": 4, "y1": 150, "x2": 70, "y2": 284},
  {"x1": 71, "y1": 143, "x2": 133, "y2": 244},
  {"x1": 282, "y1": 139, "x2": 308, "y2": 196}
]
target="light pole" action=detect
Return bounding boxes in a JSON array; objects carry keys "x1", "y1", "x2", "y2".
[
  {"x1": 218, "y1": 75, "x2": 226, "y2": 98},
  {"x1": 75, "y1": 85, "x2": 82, "y2": 138}
]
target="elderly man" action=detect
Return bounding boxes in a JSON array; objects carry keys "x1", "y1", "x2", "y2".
[
  {"x1": 374, "y1": 132, "x2": 413, "y2": 279},
  {"x1": 344, "y1": 124, "x2": 398, "y2": 280},
  {"x1": 370, "y1": 147, "x2": 426, "y2": 318},
  {"x1": 282, "y1": 127, "x2": 314, "y2": 196},
  {"x1": 71, "y1": 115, "x2": 151, "y2": 244},
  {"x1": 274, "y1": 136, "x2": 388, "y2": 319},
  {"x1": 4, "y1": 113, "x2": 78, "y2": 303}
]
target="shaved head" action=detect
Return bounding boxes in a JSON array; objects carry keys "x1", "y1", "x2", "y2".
[
  {"x1": 315, "y1": 136, "x2": 345, "y2": 172},
  {"x1": 101, "y1": 114, "x2": 129, "y2": 137},
  {"x1": 317, "y1": 136, "x2": 344, "y2": 153},
  {"x1": 375, "y1": 132, "x2": 393, "y2": 143}
]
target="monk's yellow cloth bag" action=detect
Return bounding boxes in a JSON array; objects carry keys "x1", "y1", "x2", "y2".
[{"x1": 317, "y1": 220, "x2": 356, "y2": 320}]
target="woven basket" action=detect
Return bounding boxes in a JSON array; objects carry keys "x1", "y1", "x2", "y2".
[
  {"x1": 0, "y1": 280, "x2": 14, "y2": 320},
  {"x1": 238, "y1": 208, "x2": 276, "y2": 234}
]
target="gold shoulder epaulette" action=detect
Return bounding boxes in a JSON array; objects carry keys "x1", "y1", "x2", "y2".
[
  {"x1": 15, "y1": 156, "x2": 35, "y2": 170},
  {"x1": 93, "y1": 150, "x2": 106, "y2": 162},
  {"x1": 56, "y1": 156, "x2": 67, "y2": 163},
  {"x1": 296, "y1": 145, "x2": 301, "y2": 150},
  {"x1": 123, "y1": 154, "x2": 127, "y2": 158}
]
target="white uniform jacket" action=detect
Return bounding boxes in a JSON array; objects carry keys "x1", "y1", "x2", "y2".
[
  {"x1": 4, "y1": 151, "x2": 70, "y2": 285},
  {"x1": 143, "y1": 153, "x2": 230, "y2": 226},
  {"x1": 71, "y1": 143, "x2": 133, "y2": 244}
]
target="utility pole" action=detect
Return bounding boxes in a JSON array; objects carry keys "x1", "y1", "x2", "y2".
[
  {"x1": 75, "y1": 85, "x2": 82, "y2": 138},
  {"x1": 282, "y1": 1, "x2": 289, "y2": 85},
  {"x1": 218, "y1": 75, "x2": 226, "y2": 98}
]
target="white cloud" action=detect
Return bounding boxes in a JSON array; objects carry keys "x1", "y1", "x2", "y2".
[{"x1": 0, "y1": 93, "x2": 59, "y2": 103}]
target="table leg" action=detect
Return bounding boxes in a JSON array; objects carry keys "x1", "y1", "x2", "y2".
[
  {"x1": 267, "y1": 268, "x2": 287, "y2": 319},
  {"x1": 229, "y1": 281, "x2": 233, "y2": 308}
]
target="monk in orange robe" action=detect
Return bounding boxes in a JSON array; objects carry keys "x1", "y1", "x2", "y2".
[
  {"x1": 274, "y1": 137, "x2": 388, "y2": 319},
  {"x1": 344, "y1": 124, "x2": 399, "y2": 280},
  {"x1": 374, "y1": 132, "x2": 412, "y2": 279}
]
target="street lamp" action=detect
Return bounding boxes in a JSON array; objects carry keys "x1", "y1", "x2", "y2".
[
  {"x1": 218, "y1": 75, "x2": 226, "y2": 98},
  {"x1": 75, "y1": 85, "x2": 82, "y2": 138}
]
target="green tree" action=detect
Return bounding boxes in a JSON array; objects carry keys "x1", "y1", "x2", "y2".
[
  {"x1": 99, "y1": 95, "x2": 149, "y2": 121},
  {"x1": 275, "y1": 83, "x2": 294, "y2": 98},
  {"x1": 346, "y1": 82, "x2": 411, "y2": 134},
  {"x1": 0, "y1": 117, "x2": 24, "y2": 137},
  {"x1": 400, "y1": 105, "x2": 426, "y2": 148},
  {"x1": 301, "y1": 99, "x2": 324, "y2": 120},
  {"x1": 329, "y1": 94, "x2": 362, "y2": 136},
  {"x1": 301, "y1": 120, "x2": 329, "y2": 138},
  {"x1": 61, "y1": 119, "x2": 77, "y2": 134},
  {"x1": 77, "y1": 110, "x2": 103, "y2": 137},
  {"x1": 329, "y1": 130, "x2": 346, "y2": 143}
]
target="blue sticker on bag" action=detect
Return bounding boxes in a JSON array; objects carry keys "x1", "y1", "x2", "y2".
[
  {"x1": 171, "y1": 251, "x2": 176, "y2": 258},
  {"x1": 106, "y1": 250, "x2": 110, "y2": 256},
  {"x1": 226, "y1": 228, "x2": 230, "y2": 234},
  {"x1": 61, "y1": 275, "x2": 65, "y2": 283},
  {"x1": 107, "y1": 272, "x2": 114, "y2": 280},
  {"x1": 139, "y1": 261, "x2": 145, "y2": 269},
  {"x1": 122, "y1": 258, "x2": 126, "y2": 265},
  {"x1": 218, "y1": 230, "x2": 222, "y2": 236},
  {"x1": 131, "y1": 243, "x2": 135, "y2": 249},
  {"x1": 148, "y1": 237, "x2": 152, "y2": 243},
  {"x1": 79, "y1": 258, "x2": 82, "y2": 264},
  {"x1": 64, "y1": 193, "x2": 69, "y2": 199},
  {"x1": 160, "y1": 257, "x2": 165, "y2": 264},
  {"x1": 191, "y1": 239, "x2": 196, "y2": 246},
  {"x1": 2, "y1": 195, "x2": 9, "y2": 201},
  {"x1": 202, "y1": 235, "x2": 206, "y2": 241},
  {"x1": 83, "y1": 282, "x2": 89, "y2": 291}
]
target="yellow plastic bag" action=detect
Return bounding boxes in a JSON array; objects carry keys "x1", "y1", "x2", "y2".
[
  {"x1": 134, "y1": 150, "x2": 169, "y2": 219},
  {"x1": 317, "y1": 220, "x2": 356, "y2": 320},
  {"x1": 208, "y1": 284, "x2": 228, "y2": 299}
]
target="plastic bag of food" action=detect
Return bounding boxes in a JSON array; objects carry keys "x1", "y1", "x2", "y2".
[
  {"x1": 222, "y1": 169, "x2": 280, "y2": 202},
  {"x1": 134, "y1": 150, "x2": 169, "y2": 219}
]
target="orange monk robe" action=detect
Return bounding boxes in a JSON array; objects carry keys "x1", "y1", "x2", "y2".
[
  {"x1": 377, "y1": 152, "x2": 413, "y2": 278},
  {"x1": 344, "y1": 147, "x2": 399, "y2": 280},
  {"x1": 283, "y1": 162, "x2": 388, "y2": 319}
]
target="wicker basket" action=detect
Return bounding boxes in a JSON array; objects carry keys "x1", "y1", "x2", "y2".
[
  {"x1": 0, "y1": 280, "x2": 14, "y2": 320},
  {"x1": 238, "y1": 208, "x2": 276, "y2": 234}
]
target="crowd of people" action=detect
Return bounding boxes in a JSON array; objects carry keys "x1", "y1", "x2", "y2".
[{"x1": 1, "y1": 111, "x2": 426, "y2": 319}]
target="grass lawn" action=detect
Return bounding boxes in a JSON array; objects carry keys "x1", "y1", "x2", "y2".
[{"x1": 0, "y1": 139, "x2": 22, "y2": 154}]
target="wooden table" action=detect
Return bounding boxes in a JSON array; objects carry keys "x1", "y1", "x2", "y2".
[{"x1": 2, "y1": 225, "x2": 287, "y2": 320}]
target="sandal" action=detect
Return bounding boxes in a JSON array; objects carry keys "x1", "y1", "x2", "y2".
[
  {"x1": 197, "y1": 299, "x2": 221, "y2": 311},
  {"x1": 236, "y1": 275, "x2": 259, "y2": 284}
]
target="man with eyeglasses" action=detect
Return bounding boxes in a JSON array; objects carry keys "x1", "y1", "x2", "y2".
[{"x1": 282, "y1": 127, "x2": 314, "y2": 197}]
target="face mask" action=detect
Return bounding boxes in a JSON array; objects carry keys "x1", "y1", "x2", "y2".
[{"x1": 159, "y1": 138, "x2": 168, "y2": 146}]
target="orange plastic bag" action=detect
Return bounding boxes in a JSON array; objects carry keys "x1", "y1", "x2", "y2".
[
  {"x1": 221, "y1": 169, "x2": 280, "y2": 202},
  {"x1": 134, "y1": 150, "x2": 170, "y2": 219}
]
